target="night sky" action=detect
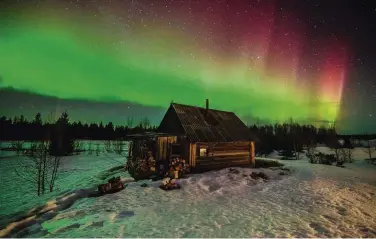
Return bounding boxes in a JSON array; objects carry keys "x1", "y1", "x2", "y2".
[{"x1": 1, "y1": 0, "x2": 375, "y2": 134}]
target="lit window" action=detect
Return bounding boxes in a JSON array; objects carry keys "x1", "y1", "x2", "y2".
[{"x1": 199, "y1": 147, "x2": 207, "y2": 157}]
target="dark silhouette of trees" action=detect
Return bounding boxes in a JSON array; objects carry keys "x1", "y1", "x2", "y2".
[
  {"x1": 2, "y1": 112, "x2": 374, "y2": 155},
  {"x1": 249, "y1": 121, "x2": 341, "y2": 155},
  {"x1": 0, "y1": 113, "x2": 157, "y2": 141},
  {"x1": 49, "y1": 112, "x2": 75, "y2": 156}
]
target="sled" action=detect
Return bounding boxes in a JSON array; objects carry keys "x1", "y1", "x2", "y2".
[{"x1": 97, "y1": 176, "x2": 125, "y2": 195}]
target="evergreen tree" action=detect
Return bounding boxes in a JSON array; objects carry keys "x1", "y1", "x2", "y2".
[{"x1": 49, "y1": 112, "x2": 75, "y2": 156}]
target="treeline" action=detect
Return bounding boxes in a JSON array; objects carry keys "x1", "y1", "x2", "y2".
[
  {"x1": 0, "y1": 113, "x2": 364, "y2": 154},
  {"x1": 0, "y1": 113, "x2": 157, "y2": 141},
  {"x1": 249, "y1": 122, "x2": 345, "y2": 155}
]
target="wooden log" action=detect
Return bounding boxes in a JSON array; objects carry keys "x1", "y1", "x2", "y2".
[
  {"x1": 197, "y1": 141, "x2": 250, "y2": 147},
  {"x1": 211, "y1": 146, "x2": 251, "y2": 150},
  {"x1": 199, "y1": 153, "x2": 250, "y2": 160},
  {"x1": 210, "y1": 151, "x2": 250, "y2": 157},
  {"x1": 249, "y1": 141, "x2": 255, "y2": 167},
  {"x1": 210, "y1": 148, "x2": 251, "y2": 153},
  {"x1": 198, "y1": 158, "x2": 250, "y2": 164},
  {"x1": 196, "y1": 159, "x2": 250, "y2": 167},
  {"x1": 197, "y1": 156, "x2": 250, "y2": 163}
]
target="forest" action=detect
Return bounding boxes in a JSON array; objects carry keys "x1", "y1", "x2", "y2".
[
  {"x1": 0, "y1": 112, "x2": 361, "y2": 154},
  {"x1": 0, "y1": 113, "x2": 157, "y2": 141}
]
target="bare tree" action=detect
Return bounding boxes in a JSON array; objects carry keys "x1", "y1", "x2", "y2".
[
  {"x1": 326, "y1": 120, "x2": 343, "y2": 163},
  {"x1": 15, "y1": 142, "x2": 45, "y2": 196},
  {"x1": 341, "y1": 148, "x2": 353, "y2": 163},
  {"x1": 306, "y1": 143, "x2": 318, "y2": 163},
  {"x1": 289, "y1": 118, "x2": 301, "y2": 160},
  {"x1": 87, "y1": 141, "x2": 93, "y2": 155},
  {"x1": 95, "y1": 143, "x2": 101, "y2": 156},
  {"x1": 74, "y1": 140, "x2": 82, "y2": 155},
  {"x1": 48, "y1": 150, "x2": 62, "y2": 193},
  {"x1": 363, "y1": 138, "x2": 376, "y2": 163},
  {"x1": 113, "y1": 139, "x2": 125, "y2": 155},
  {"x1": 17, "y1": 141, "x2": 61, "y2": 196},
  {"x1": 15, "y1": 112, "x2": 64, "y2": 196},
  {"x1": 11, "y1": 140, "x2": 24, "y2": 156},
  {"x1": 104, "y1": 140, "x2": 112, "y2": 153}
]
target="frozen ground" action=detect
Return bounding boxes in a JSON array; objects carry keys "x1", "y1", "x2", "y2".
[{"x1": 1, "y1": 142, "x2": 376, "y2": 237}]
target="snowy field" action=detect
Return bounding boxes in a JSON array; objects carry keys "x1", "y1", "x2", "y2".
[{"x1": 1, "y1": 141, "x2": 376, "y2": 237}]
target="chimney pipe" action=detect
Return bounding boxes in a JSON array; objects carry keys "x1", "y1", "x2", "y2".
[{"x1": 206, "y1": 99, "x2": 209, "y2": 111}]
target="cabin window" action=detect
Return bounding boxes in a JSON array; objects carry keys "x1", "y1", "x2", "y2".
[
  {"x1": 199, "y1": 147, "x2": 208, "y2": 157},
  {"x1": 170, "y1": 144, "x2": 181, "y2": 156}
]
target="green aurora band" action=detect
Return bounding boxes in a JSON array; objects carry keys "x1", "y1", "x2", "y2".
[{"x1": 0, "y1": 7, "x2": 347, "y2": 127}]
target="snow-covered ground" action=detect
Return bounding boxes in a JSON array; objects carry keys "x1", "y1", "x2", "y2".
[{"x1": 1, "y1": 141, "x2": 376, "y2": 237}]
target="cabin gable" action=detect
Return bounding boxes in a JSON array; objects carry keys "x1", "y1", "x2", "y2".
[{"x1": 157, "y1": 105, "x2": 185, "y2": 136}]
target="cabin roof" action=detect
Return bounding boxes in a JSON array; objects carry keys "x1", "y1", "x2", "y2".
[{"x1": 159, "y1": 103, "x2": 256, "y2": 142}]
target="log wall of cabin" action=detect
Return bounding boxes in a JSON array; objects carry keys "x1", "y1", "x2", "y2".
[
  {"x1": 156, "y1": 136, "x2": 177, "y2": 161},
  {"x1": 194, "y1": 141, "x2": 254, "y2": 170},
  {"x1": 181, "y1": 137, "x2": 191, "y2": 164}
]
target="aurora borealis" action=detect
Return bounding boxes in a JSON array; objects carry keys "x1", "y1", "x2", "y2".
[{"x1": 1, "y1": 0, "x2": 376, "y2": 133}]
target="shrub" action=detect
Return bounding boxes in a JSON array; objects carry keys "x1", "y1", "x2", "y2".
[{"x1": 308, "y1": 152, "x2": 343, "y2": 166}]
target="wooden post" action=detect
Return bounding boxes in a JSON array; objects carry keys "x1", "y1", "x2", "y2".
[
  {"x1": 250, "y1": 141, "x2": 255, "y2": 167},
  {"x1": 128, "y1": 141, "x2": 133, "y2": 159},
  {"x1": 190, "y1": 143, "x2": 196, "y2": 168},
  {"x1": 156, "y1": 138, "x2": 160, "y2": 161}
]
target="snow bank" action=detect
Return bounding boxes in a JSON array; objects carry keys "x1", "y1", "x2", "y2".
[
  {"x1": 0, "y1": 147, "x2": 130, "y2": 223},
  {"x1": 1, "y1": 143, "x2": 376, "y2": 237}
]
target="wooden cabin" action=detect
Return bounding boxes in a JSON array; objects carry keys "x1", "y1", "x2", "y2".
[{"x1": 155, "y1": 99, "x2": 256, "y2": 171}]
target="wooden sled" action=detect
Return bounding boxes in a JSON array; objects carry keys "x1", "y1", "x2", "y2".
[{"x1": 97, "y1": 176, "x2": 125, "y2": 195}]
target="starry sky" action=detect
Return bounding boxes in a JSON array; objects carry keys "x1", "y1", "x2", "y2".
[{"x1": 0, "y1": 0, "x2": 375, "y2": 134}]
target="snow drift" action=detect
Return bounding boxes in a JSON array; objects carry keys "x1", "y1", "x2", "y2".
[{"x1": 1, "y1": 143, "x2": 376, "y2": 237}]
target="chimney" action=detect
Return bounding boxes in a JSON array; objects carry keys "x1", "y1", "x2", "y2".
[{"x1": 206, "y1": 99, "x2": 209, "y2": 111}]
